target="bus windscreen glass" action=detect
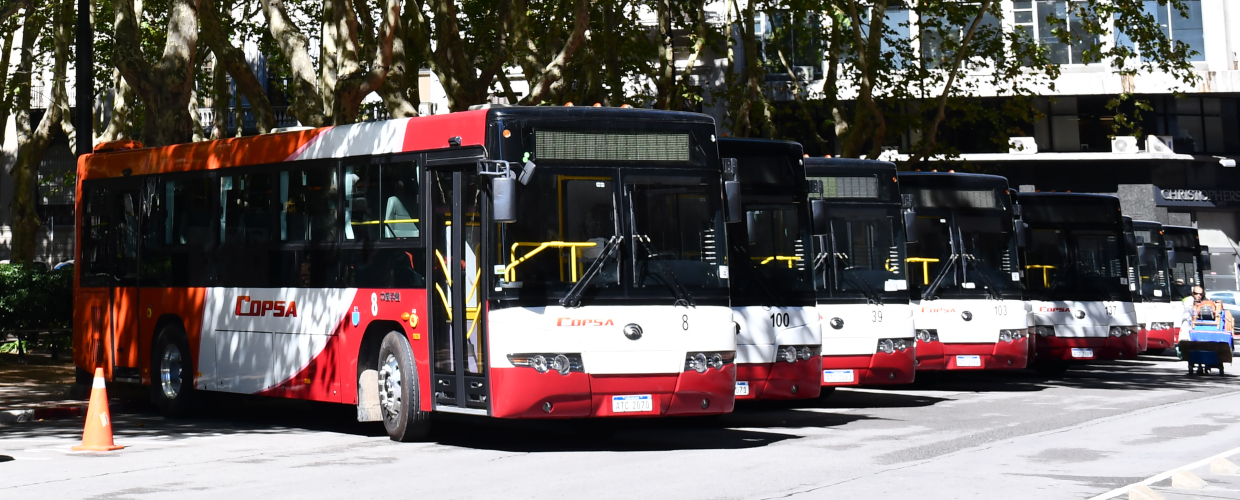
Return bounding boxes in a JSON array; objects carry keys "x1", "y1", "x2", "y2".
[{"x1": 814, "y1": 207, "x2": 906, "y2": 301}]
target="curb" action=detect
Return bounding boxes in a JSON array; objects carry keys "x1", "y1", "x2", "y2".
[{"x1": 0, "y1": 401, "x2": 125, "y2": 425}]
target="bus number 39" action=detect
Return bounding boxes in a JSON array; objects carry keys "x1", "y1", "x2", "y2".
[{"x1": 770, "y1": 313, "x2": 790, "y2": 328}]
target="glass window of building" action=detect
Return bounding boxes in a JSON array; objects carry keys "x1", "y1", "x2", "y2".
[
  {"x1": 756, "y1": 10, "x2": 823, "y2": 81},
  {"x1": 1115, "y1": 0, "x2": 1205, "y2": 62},
  {"x1": 1015, "y1": 0, "x2": 1098, "y2": 65}
]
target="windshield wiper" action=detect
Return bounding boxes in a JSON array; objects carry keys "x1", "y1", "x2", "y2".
[
  {"x1": 842, "y1": 270, "x2": 884, "y2": 305},
  {"x1": 561, "y1": 236, "x2": 623, "y2": 308},
  {"x1": 922, "y1": 253, "x2": 959, "y2": 301},
  {"x1": 635, "y1": 234, "x2": 696, "y2": 307},
  {"x1": 962, "y1": 253, "x2": 1003, "y2": 300}
]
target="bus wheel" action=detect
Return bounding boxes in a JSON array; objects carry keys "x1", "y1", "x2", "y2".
[
  {"x1": 377, "y1": 331, "x2": 431, "y2": 442},
  {"x1": 151, "y1": 325, "x2": 196, "y2": 418}
]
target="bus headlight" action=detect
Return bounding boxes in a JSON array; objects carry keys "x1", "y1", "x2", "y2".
[
  {"x1": 780, "y1": 346, "x2": 798, "y2": 363},
  {"x1": 1109, "y1": 326, "x2": 1125, "y2": 337},
  {"x1": 508, "y1": 353, "x2": 583, "y2": 375},
  {"x1": 998, "y1": 330, "x2": 1024, "y2": 343},
  {"x1": 916, "y1": 329, "x2": 938, "y2": 342},
  {"x1": 877, "y1": 339, "x2": 895, "y2": 354},
  {"x1": 551, "y1": 354, "x2": 572, "y2": 375},
  {"x1": 1034, "y1": 326, "x2": 1055, "y2": 337},
  {"x1": 689, "y1": 353, "x2": 708, "y2": 373},
  {"x1": 797, "y1": 346, "x2": 813, "y2": 361},
  {"x1": 1151, "y1": 322, "x2": 1174, "y2": 330},
  {"x1": 685, "y1": 351, "x2": 734, "y2": 372},
  {"x1": 530, "y1": 355, "x2": 549, "y2": 373},
  {"x1": 893, "y1": 339, "x2": 907, "y2": 351}
]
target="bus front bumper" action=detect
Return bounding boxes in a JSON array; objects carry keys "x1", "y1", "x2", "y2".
[
  {"x1": 821, "y1": 351, "x2": 916, "y2": 386},
  {"x1": 1146, "y1": 327, "x2": 1177, "y2": 350},
  {"x1": 918, "y1": 339, "x2": 1029, "y2": 370},
  {"x1": 1036, "y1": 334, "x2": 1140, "y2": 361},
  {"x1": 488, "y1": 366, "x2": 736, "y2": 419},
  {"x1": 735, "y1": 358, "x2": 822, "y2": 400}
]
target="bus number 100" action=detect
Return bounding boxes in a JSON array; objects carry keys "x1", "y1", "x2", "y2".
[{"x1": 770, "y1": 313, "x2": 791, "y2": 328}]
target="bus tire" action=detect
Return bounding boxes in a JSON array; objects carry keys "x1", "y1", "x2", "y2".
[
  {"x1": 378, "y1": 331, "x2": 431, "y2": 442},
  {"x1": 151, "y1": 325, "x2": 196, "y2": 418}
]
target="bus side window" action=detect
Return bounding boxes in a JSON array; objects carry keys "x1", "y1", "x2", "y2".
[
  {"x1": 344, "y1": 165, "x2": 380, "y2": 240},
  {"x1": 80, "y1": 184, "x2": 112, "y2": 287},
  {"x1": 220, "y1": 173, "x2": 274, "y2": 244},
  {"x1": 280, "y1": 165, "x2": 338, "y2": 242},
  {"x1": 380, "y1": 162, "x2": 420, "y2": 239}
]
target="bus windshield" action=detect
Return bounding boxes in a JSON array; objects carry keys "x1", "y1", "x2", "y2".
[
  {"x1": 906, "y1": 212, "x2": 1020, "y2": 300},
  {"x1": 729, "y1": 202, "x2": 813, "y2": 307},
  {"x1": 814, "y1": 206, "x2": 907, "y2": 303},
  {"x1": 1024, "y1": 229, "x2": 1130, "y2": 301},
  {"x1": 493, "y1": 167, "x2": 727, "y2": 306},
  {"x1": 1134, "y1": 230, "x2": 1171, "y2": 302}
]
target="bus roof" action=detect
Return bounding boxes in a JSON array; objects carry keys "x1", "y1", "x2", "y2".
[
  {"x1": 897, "y1": 171, "x2": 1009, "y2": 188},
  {"x1": 1016, "y1": 192, "x2": 1122, "y2": 226},
  {"x1": 1132, "y1": 220, "x2": 1163, "y2": 231},
  {"x1": 79, "y1": 107, "x2": 719, "y2": 181},
  {"x1": 803, "y1": 157, "x2": 896, "y2": 176}
]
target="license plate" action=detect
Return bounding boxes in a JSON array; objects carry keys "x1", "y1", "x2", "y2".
[
  {"x1": 1071, "y1": 348, "x2": 1094, "y2": 358},
  {"x1": 735, "y1": 381, "x2": 750, "y2": 396},
  {"x1": 823, "y1": 370, "x2": 855, "y2": 383},
  {"x1": 611, "y1": 395, "x2": 653, "y2": 413},
  {"x1": 956, "y1": 355, "x2": 982, "y2": 367}
]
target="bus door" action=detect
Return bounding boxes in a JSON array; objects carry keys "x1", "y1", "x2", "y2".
[
  {"x1": 428, "y1": 158, "x2": 490, "y2": 412},
  {"x1": 83, "y1": 178, "x2": 144, "y2": 381}
]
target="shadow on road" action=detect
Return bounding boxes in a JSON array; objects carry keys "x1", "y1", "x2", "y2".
[{"x1": 891, "y1": 354, "x2": 1232, "y2": 394}]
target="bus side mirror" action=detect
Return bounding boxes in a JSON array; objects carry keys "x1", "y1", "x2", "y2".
[
  {"x1": 725, "y1": 181, "x2": 742, "y2": 223},
  {"x1": 1016, "y1": 222, "x2": 1027, "y2": 248},
  {"x1": 1202, "y1": 247, "x2": 1213, "y2": 271},
  {"x1": 811, "y1": 199, "x2": 828, "y2": 235},
  {"x1": 1166, "y1": 240, "x2": 1174, "y2": 250},
  {"x1": 492, "y1": 176, "x2": 517, "y2": 223},
  {"x1": 903, "y1": 211, "x2": 916, "y2": 239}
]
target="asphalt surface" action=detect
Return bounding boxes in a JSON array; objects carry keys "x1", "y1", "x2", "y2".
[{"x1": 3, "y1": 352, "x2": 1239, "y2": 500}]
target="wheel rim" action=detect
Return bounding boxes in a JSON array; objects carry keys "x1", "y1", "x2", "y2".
[
  {"x1": 379, "y1": 353, "x2": 402, "y2": 423},
  {"x1": 160, "y1": 343, "x2": 183, "y2": 400}
]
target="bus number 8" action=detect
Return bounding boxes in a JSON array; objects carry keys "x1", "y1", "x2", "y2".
[{"x1": 770, "y1": 313, "x2": 790, "y2": 328}]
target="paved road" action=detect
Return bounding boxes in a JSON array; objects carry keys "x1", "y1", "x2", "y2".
[{"x1": 4, "y1": 353, "x2": 1239, "y2": 500}]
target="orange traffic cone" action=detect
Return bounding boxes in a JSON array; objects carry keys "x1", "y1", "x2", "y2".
[{"x1": 72, "y1": 368, "x2": 124, "y2": 451}]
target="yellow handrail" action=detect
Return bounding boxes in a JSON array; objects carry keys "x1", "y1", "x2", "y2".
[
  {"x1": 1026, "y1": 264, "x2": 1057, "y2": 288},
  {"x1": 504, "y1": 241, "x2": 598, "y2": 283},
  {"x1": 905, "y1": 257, "x2": 941, "y2": 285},
  {"x1": 758, "y1": 255, "x2": 802, "y2": 268},
  {"x1": 349, "y1": 218, "x2": 420, "y2": 225}
]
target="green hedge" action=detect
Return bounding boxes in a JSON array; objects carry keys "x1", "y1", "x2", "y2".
[{"x1": 0, "y1": 264, "x2": 73, "y2": 331}]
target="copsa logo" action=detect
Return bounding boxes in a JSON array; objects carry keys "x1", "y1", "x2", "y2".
[
  {"x1": 556, "y1": 318, "x2": 615, "y2": 327},
  {"x1": 1038, "y1": 307, "x2": 1070, "y2": 313},
  {"x1": 235, "y1": 296, "x2": 299, "y2": 317},
  {"x1": 920, "y1": 307, "x2": 956, "y2": 313}
]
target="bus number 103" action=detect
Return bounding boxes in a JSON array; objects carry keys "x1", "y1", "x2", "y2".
[{"x1": 770, "y1": 313, "x2": 791, "y2": 328}]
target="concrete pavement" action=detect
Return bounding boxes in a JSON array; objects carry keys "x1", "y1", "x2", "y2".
[{"x1": 3, "y1": 353, "x2": 1238, "y2": 499}]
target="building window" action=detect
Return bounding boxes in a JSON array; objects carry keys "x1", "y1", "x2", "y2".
[
  {"x1": 1015, "y1": 0, "x2": 1098, "y2": 65},
  {"x1": 1145, "y1": 96, "x2": 1236, "y2": 154},
  {"x1": 920, "y1": 4, "x2": 1002, "y2": 69},
  {"x1": 877, "y1": 6, "x2": 912, "y2": 66},
  {"x1": 1122, "y1": 0, "x2": 1205, "y2": 62},
  {"x1": 756, "y1": 11, "x2": 823, "y2": 81}
]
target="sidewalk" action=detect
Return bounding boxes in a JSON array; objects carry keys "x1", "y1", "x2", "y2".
[{"x1": 0, "y1": 350, "x2": 91, "y2": 424}]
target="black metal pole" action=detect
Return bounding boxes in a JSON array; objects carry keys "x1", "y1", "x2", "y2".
[{"x1": 74, "y1": 0, "x2": 92, "y2": 155}]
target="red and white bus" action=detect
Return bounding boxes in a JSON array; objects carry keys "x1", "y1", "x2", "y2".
[
  {"x1": 73, "y1": 107, "x2": 738, "y2": 441},
  {"x1": 805, "y1": 158, "x2": 915, "y2": 391},
  {"x1": 1015, "y1": 193, "x2": 1138, "y2": 373},
  {"x1": 717, "y1": 139, "x2": 821, "y2": 400},
  {"x1": 898, "y1": 173, "x2": 1030, "y2": 372},
  {"x1": 1129, "y1": 220, "x2": 1178, "y2": 353}
]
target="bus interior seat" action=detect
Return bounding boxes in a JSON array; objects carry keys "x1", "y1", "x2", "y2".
[{"x1": 383, "y1": 196, "x2": 419, "y2": 238}]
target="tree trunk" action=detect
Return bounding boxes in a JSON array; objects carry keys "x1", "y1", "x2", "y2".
[
  {"x1": 261, "y1": 0, "x2": 328, "y2": 126},
  {"x1": 653, "y1": 0, "x2": 674, "y2": 109},
  {"x1": 210, "y1": 56, "x2": 229, "y2": 140},
  {"x1": 11, "y1": 1, "x2": 71, "y2": 263},
  {"x1": 111, "y1": 0, "x2": 201, "y2": 146},
  {"x1": 201, "y1": 0, "x2": 275, "y2": 133},
  {"x1": 0, "y1": 28, "x2": 14, "y2": 147}
]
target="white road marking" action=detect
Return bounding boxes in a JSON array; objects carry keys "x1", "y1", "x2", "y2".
[{"x1": 1085, "y1": 445, "x2": 1240, "y2": 500}]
